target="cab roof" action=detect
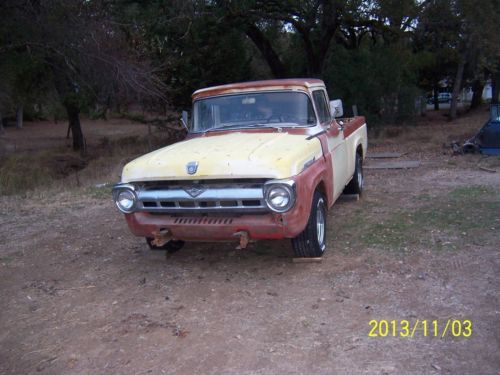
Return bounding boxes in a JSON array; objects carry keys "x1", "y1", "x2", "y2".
[{"x1": 192, "y1": 78, "x2": 325, "y2": 100}]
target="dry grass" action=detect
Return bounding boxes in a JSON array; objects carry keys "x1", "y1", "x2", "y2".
[
  {"x1": 0, "y1": 133, "x2": 176, "y2": 196},
  {"x1": 369, "y1": 107, "x2": 490, "y2": 154},
  {"x1": 0, "y1": 154, "x2": 55, "y2": 195}
]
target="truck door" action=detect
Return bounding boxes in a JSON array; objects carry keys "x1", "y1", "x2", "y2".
[{"x1": 312, "y1": 89, "x2": 349, "y2": 200}]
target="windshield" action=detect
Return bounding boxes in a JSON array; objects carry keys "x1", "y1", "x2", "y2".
[{"x1": 192, "y1": 91, "x2": 317, "y2": 132}]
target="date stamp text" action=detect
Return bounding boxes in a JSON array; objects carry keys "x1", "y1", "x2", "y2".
[{"x1": 368, "y1": 319, "x2": 472, "y2": 338}]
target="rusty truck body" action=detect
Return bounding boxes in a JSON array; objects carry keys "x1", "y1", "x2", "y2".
[{"x1": 113, "y1": 79, "x2": 367, "y2": 257}]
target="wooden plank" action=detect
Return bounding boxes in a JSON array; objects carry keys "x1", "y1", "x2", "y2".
[
  {"x1": 339, "y1": 194, "x2": 359, "y2": 201},
  {"x1": 292, "y1": 257, "x2": 323, "y2": 263},
  {"x1": 367, "y1": 152, "x2": 405, "y2": 159},
  {"x1": 365, "y1": 160, "x2": 421, "y2": 170}
]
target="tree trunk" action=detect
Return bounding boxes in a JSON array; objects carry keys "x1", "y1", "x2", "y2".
[
  {"x1": 64, "y1": 103, "x2": 85, "y2": 152},
  {"x1": 450, "y1": 58, "x2": 466, "y2": 120},
  {"x1": 492, "y1": 71, "x2": 500, "y2": 104},
  {"x1": 470, "y1": 80, "x2": 484, "y2": 110},
  {"x1": 16, "y1": 106, "x2": 23, "y2": 128},
  {"x1": 302, "y1": 36, "x2": 319, "y2": 76},
  {"x1": 315, "y1": 0, "x2": 340, "y2": 75},
  {"x1": 245, "y1": 23, "x2": 288, "y2": 78},
  {"x1": 49, "y1": 59, "x2": 86, "y2": 152},
  {"x1": 0, "y1": 111, "x2": 4, "y2": 134},
  {"x1": 433, "y1": 85, "x2": 439, "y2": 111}
]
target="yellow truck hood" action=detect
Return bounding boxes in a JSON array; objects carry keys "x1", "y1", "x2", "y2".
[{"x1": 121, "y1": 132, "x2": 322, "y2": 182}]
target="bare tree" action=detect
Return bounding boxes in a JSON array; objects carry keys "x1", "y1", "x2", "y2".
[{"x1": 0, "y1": 0, "x2": 166, "y2": 152}]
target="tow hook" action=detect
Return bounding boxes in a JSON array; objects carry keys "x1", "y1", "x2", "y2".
[
  {"x1": 234, "y1": 231, "x2": 249, "y2": 250},
  {"x1": 151, "y1": 229, "x2": 172, "y2": 247}
]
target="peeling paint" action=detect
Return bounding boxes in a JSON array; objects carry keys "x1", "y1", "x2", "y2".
[{"x1": 121, "y1": 132, "x2": 323, "y2": 183}]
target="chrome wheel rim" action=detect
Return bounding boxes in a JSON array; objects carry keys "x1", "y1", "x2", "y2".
[{"x1": 316, "y1": 198, "x2": 325, "y2": 248}]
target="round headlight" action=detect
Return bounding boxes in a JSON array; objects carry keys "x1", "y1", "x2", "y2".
[
  {"x1": 115, "y1": 189, "x2": 136, "y2": 213},
  {"x1": 265, "y1": 184, "x2": 295, "y2": 212}
]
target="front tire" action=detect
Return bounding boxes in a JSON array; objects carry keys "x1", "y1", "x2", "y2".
[
  {"x1": 146, "y1": 238, "x2": 185, "y2": 253},
  {"x1": 344, "y1": 152, "x2": 363, "y2": 195},
  {"x1": 291, "y1": 191, "x2": 327, "y2": 257}
]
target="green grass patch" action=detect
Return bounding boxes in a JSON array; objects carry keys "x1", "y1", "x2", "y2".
[
  {"x1": 335, "y1": 186, "x2": 499, "y2": 252},
  {"x1": 0, "y1": 250, "x2": 24, "y2": 264},
  {"x1": 447, "y1": 186, "x2": 494, "y2": 200}
]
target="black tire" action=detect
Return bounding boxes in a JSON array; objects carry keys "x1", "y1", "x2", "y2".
[
  {"x1": 344, "y1": 152, "x2": 363, "y2": 195},
  {"x1": 291, "y1": 191, "x2": 327, "y2": 257},
  {"x1": 146, "y1": 237, "x2": 185, "y2": 253}
]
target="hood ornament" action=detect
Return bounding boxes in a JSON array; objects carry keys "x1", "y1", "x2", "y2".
[
  {"x1": 184, "y1": 185, "x2": 206, "y2": 198},
  {"x1": 186, "y1": 161, "x2": 199, "y2": 175}
]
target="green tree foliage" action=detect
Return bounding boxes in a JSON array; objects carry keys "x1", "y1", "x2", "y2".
[
  {"x1": 324, "y1": 42, "x2": 420, "y2": 123},
  {"x1": 0, "y1": 51, "x2": 49, "y2": 124},
  {"x1": 116, "y1": 0, "x2": 252, "y2": 107},
  {"x1": 415, "y1": 0, "x2": 461, "y2": 110},
  {"x1": 1, "y1": 0, "x2": 499, "y2": 131},
  {"x1": 118, "y1": 0, "x2": 428, "y2": 122},
  {"x1": 456, "y1": 0, "x2": 500, "y2": 111},
  {"x1": 416, "y1": 0, "x2": 500, "y2": 116}
]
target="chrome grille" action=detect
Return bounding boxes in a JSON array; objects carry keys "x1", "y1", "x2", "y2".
[{"x1": 136, "y1": 182, "x2": 268, "y2": 213}]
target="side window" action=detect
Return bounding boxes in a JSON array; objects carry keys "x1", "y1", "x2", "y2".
[{"x1": 312, "y1": 90, "x2": 331, "y2": 124}]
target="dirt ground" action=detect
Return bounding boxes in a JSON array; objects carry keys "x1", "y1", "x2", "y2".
[{"x1": 0, "y1": 111, "x2": 499, "y2": 374}]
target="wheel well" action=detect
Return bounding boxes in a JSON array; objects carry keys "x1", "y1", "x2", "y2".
[
  {"x1": 356, "y1": 144, "x2": 363, "y2": 158},
  {"x1": 315, "y1": 180, "x2": 328, "y2": 204}
]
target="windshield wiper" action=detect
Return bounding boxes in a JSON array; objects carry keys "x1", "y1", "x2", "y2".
[{"x1": 205, "y1": 124, "x2": 252, "y2": 131}]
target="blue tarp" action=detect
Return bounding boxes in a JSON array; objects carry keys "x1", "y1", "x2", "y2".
[{"x1": 478, "y1": 104, "x2": 500, "y2": 155}]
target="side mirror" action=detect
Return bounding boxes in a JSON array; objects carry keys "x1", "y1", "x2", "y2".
[
  {"x1": 181, "y1": 110, "x2": 189, "y2": 131},
  {"x1": 330, "y1": 99, "x2": 343, "y2": 118}
]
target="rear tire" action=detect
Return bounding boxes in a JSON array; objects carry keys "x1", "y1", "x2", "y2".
[
  {"x1": 146, "y1": 238, "x2": 185, "y2": 253},
  {"x1": 344, "y1": 152, "x2": 363, "y2": 195},
  {"x1": 291, "y1": 191, "x2": 327, "y2": 257}
]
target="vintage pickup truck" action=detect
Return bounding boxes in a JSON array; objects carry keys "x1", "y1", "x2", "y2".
[{"x1": 113, "y1": 79, "x2": 367, "y2": 257}]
